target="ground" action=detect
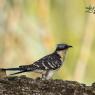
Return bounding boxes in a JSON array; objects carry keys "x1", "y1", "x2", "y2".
[{"x1": 0, "y1": 76, "x2": 95, "y2": 95}]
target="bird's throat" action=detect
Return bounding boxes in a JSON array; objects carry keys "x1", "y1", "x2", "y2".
[{"x1": 56, "y1": 50, "x2": 67, "y2": 61}]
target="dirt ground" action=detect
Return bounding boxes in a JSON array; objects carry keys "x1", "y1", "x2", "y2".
[{"x1": 0, "y1": 76, "x2": 95, "y2": 95}]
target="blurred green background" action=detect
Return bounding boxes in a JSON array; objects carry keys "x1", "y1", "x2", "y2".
[{"x1": 0, "y1": 0, "x2": 95, "y2": 84}]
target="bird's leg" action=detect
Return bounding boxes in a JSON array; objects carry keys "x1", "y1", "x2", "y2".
[
  {"x1": 42, "y1": 73, "x2": 46, "y2": 80},
  {"x1": 45, "y1": 70, "x2": 54, "y2": 80},
  {"x1": 42, "y1": 70, "x2": 54, "y2": 80}
]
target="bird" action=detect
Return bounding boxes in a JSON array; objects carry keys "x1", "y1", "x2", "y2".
[{"x1": 0, "y1": 44, "x2": 72, "y2": 80}]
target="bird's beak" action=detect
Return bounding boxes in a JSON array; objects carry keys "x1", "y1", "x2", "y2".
[{"x1": 68, "y1": 45, "x2": 73, "y2": 48}]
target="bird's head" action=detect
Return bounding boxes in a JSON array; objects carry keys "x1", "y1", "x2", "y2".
[
  {"x1": 56, "y1": 44, "x2": 72, "y2": 51},
  {"x1": 55, "y1": 44, "x2": 72, "y2": 59}
]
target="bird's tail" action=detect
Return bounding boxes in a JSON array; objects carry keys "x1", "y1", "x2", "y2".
[
  {"x1": 10, "y1": 70, "x2": 28, "y2": 75},
  {"x1": 0, "y1": 67, "x2": 33, "y2": 75},
  {"x1": 0, "y1": 67, "x2": 21, "y2": 71},
  {"x1": 0, "y1": 67, "x2": 27, "y2": 75},
  {"x1": 0, "y1": 64, "x2": 35, "y2": 75}
]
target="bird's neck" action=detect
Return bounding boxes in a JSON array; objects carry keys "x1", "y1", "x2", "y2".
[{"x1": 55, "y1": 50, "x2": 67, "y2": 61}]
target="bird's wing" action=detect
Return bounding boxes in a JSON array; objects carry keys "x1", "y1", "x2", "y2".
[{"x1": 32, "y1": 53, "x2": 62, "y2": 70}]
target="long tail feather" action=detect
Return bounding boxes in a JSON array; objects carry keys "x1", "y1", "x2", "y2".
[
  {"x1": 10, "y1": 70, "x2": 27, "y2": 75},
  {"x1": 0, "y1": 68, "x2": 21, "y2": 71}
]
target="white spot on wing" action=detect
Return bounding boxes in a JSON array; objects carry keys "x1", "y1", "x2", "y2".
[
  {"x1": 42, "y1": 62, "x2": 48, "y2": 69},
  {"x1": 48, "y1": 62, "x2": 54, "y2": 68}
]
